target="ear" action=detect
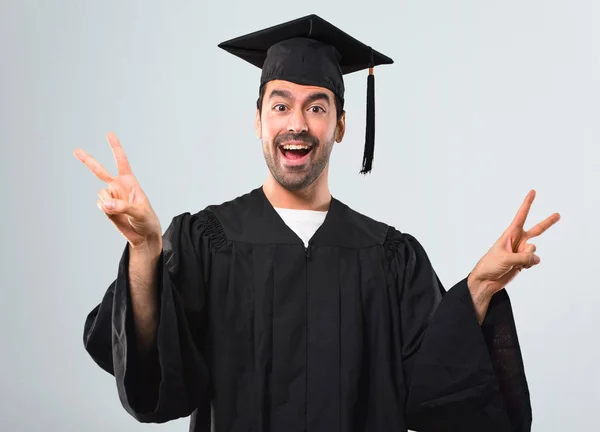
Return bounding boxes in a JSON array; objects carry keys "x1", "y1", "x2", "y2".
[
  {"x1": 335, "y1": 111, "x2": 346, "y2": 143},
  {"x1": 255, "y1": 108, "x2": 262, "y2": 139}
]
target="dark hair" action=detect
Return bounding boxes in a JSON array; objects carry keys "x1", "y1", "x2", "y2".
[{"x1": 256, "y1": 84, "x2": 345, "y2": 120}]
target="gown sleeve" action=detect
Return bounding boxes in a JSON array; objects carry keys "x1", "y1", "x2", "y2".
[
  {"x1": 384, "y1": 228, "x2": 532, "y2": 432},
  {"x1": 82, "y1": 210, "x2": 226, "y2": 425}
]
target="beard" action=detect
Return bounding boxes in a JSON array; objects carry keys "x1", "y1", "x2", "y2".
[{"x1": 263, "y1": 131, "x2": 334, "y2": 191}]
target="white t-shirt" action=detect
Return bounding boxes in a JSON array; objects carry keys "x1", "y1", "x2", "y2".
[{"x1": 274, "y1": 208, "x2": 328, "y2": 247}]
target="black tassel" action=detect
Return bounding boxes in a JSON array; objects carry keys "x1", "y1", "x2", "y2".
[{"x1": 360, "y1": 68, "x2": 375, "y2": 174}]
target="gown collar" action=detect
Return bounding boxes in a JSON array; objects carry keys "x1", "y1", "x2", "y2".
[{"x1": 225, "y1": 186, "x2": 387, "y2": 249}]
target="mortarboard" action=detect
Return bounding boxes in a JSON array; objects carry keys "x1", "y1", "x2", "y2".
[{"x1": 218, "y1": 14, "x2": 394, "y2": 174}]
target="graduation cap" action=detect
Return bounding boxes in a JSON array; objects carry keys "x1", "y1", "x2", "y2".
[{"x1": 218, "y1": 14, "x2": 394, "y2": 174}]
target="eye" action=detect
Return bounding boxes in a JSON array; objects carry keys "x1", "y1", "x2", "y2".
[
  {"x1": 309, "y1": 106, "x2": 326, "y2": 113},
  {"x1": 272, "y1": 104, "x2": 288, "y2": 112}
]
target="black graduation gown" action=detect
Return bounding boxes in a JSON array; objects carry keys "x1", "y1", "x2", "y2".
[{"x1": 83, "y1": 186, "x2": 532, "y2": 432}]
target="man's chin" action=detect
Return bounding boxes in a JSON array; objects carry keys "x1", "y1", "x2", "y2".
[
  {"x1": 277, "y1": 176, "x2": 310, "y2": 191},
  {"x1": 264, "y1": 152, "x2": 327, "y2": 191},
  {"x1": 272, "y1": 169, "x2": 315, "y2": 191}
]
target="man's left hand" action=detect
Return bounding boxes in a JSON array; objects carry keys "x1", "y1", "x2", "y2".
[{"x1": 467, "y1": 189, "x2": 560, "y2": 324}]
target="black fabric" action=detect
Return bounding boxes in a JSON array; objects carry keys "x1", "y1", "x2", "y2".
[
  {"x1": 259, "y1": 37, "x2": 345, "y2": 104},
  {"x1": 83, "y1": 186, "x2": 532, "y2": 431},
  {"x1": 481, "y1": 290, "x2": 533, "y2": 430},
  {"x1": 217, "y1": 14, "x2": 394, "y2": 85}
]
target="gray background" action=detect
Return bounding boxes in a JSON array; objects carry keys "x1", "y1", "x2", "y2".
[{"x1": 1, "y1": 0, "x2": 598, "y2": 431}]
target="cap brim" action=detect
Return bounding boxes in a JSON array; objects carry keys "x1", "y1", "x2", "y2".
[{"x1": 218, "y1": 14, "x2": 394, "y2": 74}]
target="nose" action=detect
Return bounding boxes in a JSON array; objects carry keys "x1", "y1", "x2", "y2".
[{"x1": 287, "y1": 108, "x2": 308, "y2": 134}]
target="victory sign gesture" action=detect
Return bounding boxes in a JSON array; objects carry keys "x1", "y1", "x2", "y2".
[
  {"x1": 74, "y1": 132, "x2": 162, "y2": 249},
  {"x1": 467, "y1": 190, "x2": 561, "y2": 323}
]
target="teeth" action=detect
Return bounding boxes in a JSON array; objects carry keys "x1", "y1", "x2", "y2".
[{"x1": 282, "y1": 144, "x2": 310, "y2": 150}]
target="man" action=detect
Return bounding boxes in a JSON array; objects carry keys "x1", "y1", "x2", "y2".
[{"x1": 76, "y1": 14, "x2": 560, "y2": 432}]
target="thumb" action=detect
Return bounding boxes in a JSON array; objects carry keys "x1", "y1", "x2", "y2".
[
  {"x1": 100, "y1": 198, "x2": 145, "y2": 220},
  {"x1": 504, "y1": 251, "x2": 540, "y2": 268}
]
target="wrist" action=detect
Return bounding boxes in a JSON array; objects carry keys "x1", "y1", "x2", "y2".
[
  {"x1": 467, "y1": 273, "x2": 494, "y2": 325},
  {"x1": 129, "y1": 236, "x2": 162, "y2": 260},
  {"x1": 467, "y1": 273, "x2": 493, "y2": 301}
]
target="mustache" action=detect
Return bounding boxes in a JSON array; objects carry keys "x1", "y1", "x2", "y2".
[{"x1": 274, "y1": 132, "x2": 319, "y2": 148}]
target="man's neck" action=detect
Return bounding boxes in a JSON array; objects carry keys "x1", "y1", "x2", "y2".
[{"x1": 262, "y1": 174, "x2": 331, "y2": 211}]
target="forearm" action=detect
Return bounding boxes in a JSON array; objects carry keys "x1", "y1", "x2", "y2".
[{"x1": 128, "y1": 237, "x2": 162, "y2": 354}]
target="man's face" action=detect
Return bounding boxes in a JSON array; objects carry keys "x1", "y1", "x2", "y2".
[{"x1": 256, "y1": 80, "x2": 345, "y2": 191}]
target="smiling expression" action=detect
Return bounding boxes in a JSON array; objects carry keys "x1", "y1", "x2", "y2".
[{"x1": 256, "y1": 80, "x2": 346, "y2": 191}]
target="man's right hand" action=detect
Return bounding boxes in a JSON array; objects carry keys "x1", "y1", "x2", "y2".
[
  {"x1": 76, "y1": 132, "x2": 163, "y2": 353},
  {"x1": 74, "y1": 132, "x2": 162, "y2": 251}
]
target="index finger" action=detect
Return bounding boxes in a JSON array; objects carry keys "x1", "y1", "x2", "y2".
[
  {"x1": 73, "y1": 148, "x2": 113, "y2": 183},
  {"x1": 510, "y1": 189, "x2": 536, "y2": 229},
  {"x1": 107, "y1": 132, "x2": 132, "y2": 175}
]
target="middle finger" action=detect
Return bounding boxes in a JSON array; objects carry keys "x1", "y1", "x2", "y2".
[{"x1": 526, "y1": 213, "x2": 561, "y2": 239}]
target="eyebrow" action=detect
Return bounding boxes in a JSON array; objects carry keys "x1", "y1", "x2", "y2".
[
  {"x1": 305, "y1": 92, "x2": 331, "y2": 105},
  {"x1": 268, "y1": 89, "x2": 293, "y2": 100},
  {"x1": 268, "y1": 89, "x2": 332, "y2": 105}
]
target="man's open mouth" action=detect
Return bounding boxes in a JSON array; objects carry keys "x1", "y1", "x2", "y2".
[{"x1": 279, "y1": 143, "x2": 314, "y2": 160}]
